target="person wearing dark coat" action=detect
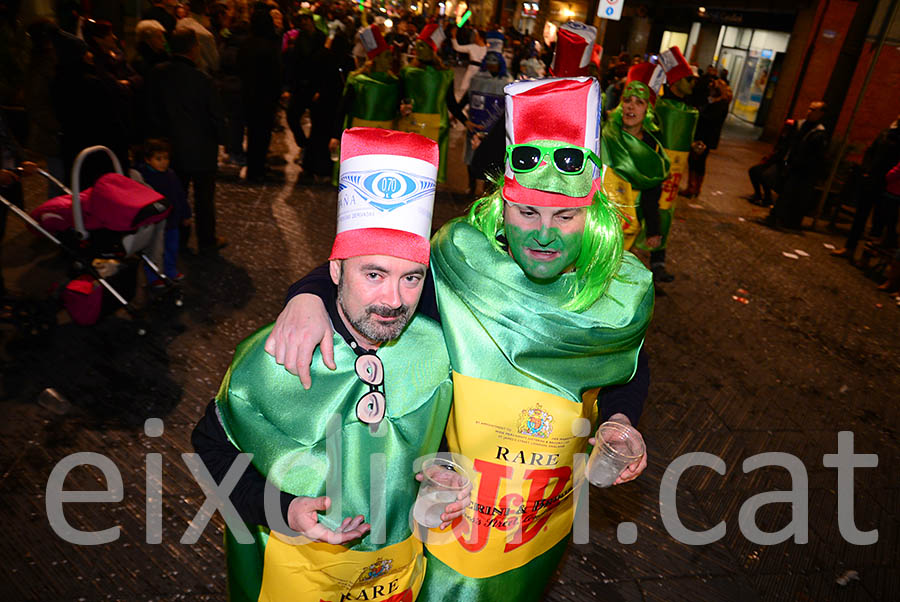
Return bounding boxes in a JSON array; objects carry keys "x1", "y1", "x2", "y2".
[
  {"x1": 302, "y1": 30, "x2": 354, "y2": 180},
  {"x1": 147, "y1": 28, "x2": 227, "y2": 253},
  {"x1": 284, "y1": 13, "x2": 326, "y2": 154},
  {"x1": 52, "y1": 36, "x2": 130, "y2": 189},
  {"x1": 131, "y1": 20, "x2": 170, "y2": 79},
  {"x1": 238, "y1": 3, "x2": 283, "y2": 183},
  {"x1": 686, "y1": 79, "x2": 730, "y2": 197},
  {"x1": 831, "y1": 118, "x2": 900, "y2": 258},
  {"x1": 762, "y1": 101, "x2": 829, "y2": 230}
]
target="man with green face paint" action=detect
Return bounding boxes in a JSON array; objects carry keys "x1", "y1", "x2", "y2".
[{"x1": 268, "y1": 78, "x2": 654, "y2": 601}]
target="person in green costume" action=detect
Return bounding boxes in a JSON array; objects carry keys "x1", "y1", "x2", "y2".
[
  {"x1": 397, "y1": 23, "x2": 454, "y2": 183},
  {"x1": 192, "y1": 128, "x2": 468, "y2": 602},
  {"x1": 600, "y1": 61, "x2": 671, "y2": 259},
  {"x1": 642, "y1": 46, "x2": 699, "y2": 283},
  {"x1": 266, "y1": 78, "x2": 654, "y2": 601}
]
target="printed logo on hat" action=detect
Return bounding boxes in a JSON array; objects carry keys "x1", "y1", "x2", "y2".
[{"x1": 337, "y1": 155, "x2": 436, "y2": 238}]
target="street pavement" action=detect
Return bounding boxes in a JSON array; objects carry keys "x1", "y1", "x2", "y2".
[{"x1": 0, "y1": 112, "x2": 897, "y2": 601}]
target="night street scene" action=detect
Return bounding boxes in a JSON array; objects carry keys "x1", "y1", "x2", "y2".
[{"x1": 0, "y1": 0, "x2": 898, "y2": 600}]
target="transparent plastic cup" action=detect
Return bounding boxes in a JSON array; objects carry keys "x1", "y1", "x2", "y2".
[
  {"x1": 413, "y1": 458, "x2": 469, "y2": 529},
  {"x1": 586, "y1": 421, "x2": 645, "y2": 488}
]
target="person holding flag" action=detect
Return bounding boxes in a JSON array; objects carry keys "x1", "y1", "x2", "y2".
[{"x1": 601, "y1": 62, "x2": 671, "y2": 253}]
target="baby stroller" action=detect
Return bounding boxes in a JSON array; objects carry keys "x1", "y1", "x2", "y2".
[{"x1": 1, "y1": 146, "x2": 178, "y2": 329}]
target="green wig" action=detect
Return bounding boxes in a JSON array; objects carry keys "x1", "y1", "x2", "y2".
[{"x1": 467, "y1": 179, "x2": 625, "y2": 312}]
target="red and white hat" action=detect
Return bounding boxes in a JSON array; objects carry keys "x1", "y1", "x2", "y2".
[
  {"x1": 658, "y1": 46, "x2": 694, "y2": 85},
  {"x1": 417, "y1": 23, "x2": 446, "y2": 52},
  {"x1": 550, "y1": 22, "x2": 597, "y2": 77},
  {"x1": 360, "y1": 24, "x2": 389, "y2": 59},
  {"x1": 625, "y1": 62, "x2": 666, "y2": 105},
  {"x1": 503, "y1": 77, "x2": 602, "y2": 207},
  {"x1": 330, "y1": 128, "x2": 438, "y2": 265}
]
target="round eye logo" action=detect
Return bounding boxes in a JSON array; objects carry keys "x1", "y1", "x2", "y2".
[{"x1": 363, "y1": 171, "x2": 416, "y2": 201}]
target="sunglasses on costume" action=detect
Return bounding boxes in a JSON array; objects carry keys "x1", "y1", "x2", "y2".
[
  {"x1": 506, "y1": 143, "x2": 602, "y2": 176},
  {"x1": 355, "y1": 353, "x2": 385, "y2": 430}
]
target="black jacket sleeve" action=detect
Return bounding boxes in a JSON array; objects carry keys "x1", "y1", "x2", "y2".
[
  {"x1": 598, "y1": 348, "x2": 649, "y2": 426},
  {"x1": 447, "y1": 88, "x2": 469, "y2": 124},
  {"x1": 640, "y1": 184, "x2": 662, "y2": 237},
  {"x1": 285, "y1": 262, "x2": 440, "y2": 322},
  {"x1": 191, "y1": 400, "x2": 296, "y2": 530}
]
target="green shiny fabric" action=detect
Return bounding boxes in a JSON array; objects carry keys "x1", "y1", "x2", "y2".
[
  {"x1": 225, "y1": 526, "x2": 267, "y2": 602},
  {"x1": 216, "y1": 318, "x2": 452, "y2": 596},
  {"x1": 347, "y1": 71, "x2": 401, "y2": 124},
  {"x1": 419, "y1": 536, "x2": 569, "y2": 602},
  {"x1": 601, "y1": 118, "x2": 670, "y2": 191},
  {"x1": 400, "y1": 65, "x2": 454, "y2": 182},
  {"x1": 430, "y1": 219, "x2": 653, "y2": 400},
  {"x1": 418, "y1": 219, "x2": 652, "y2": 596},
  {"x1": 655, "y1": 98, "x2": 699, "y2": 152}
]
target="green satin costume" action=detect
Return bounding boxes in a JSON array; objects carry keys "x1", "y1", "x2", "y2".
[
  {"x1": 216, "y1": 317, "x2": 452, "y2": 601},
  {"x1": 398, "y1": 65, "x2": 454, "y2": 183},
  {"x1": 344, "y1": 71, "x2": 402, "y2": 129},
  {"x1": 601, "y1": 116, "x2": 670, "y2": 248},
  {"x1": 416, "y1": 219, "x2": 654, "y2": 601},
  {"x1": 639, "y1": 96, "x2": 698, "y2": 250}
]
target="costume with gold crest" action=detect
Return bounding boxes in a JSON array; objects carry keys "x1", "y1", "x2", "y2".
[{"x1": 418, "y1": 77, "x2": 654, "y2": 601}]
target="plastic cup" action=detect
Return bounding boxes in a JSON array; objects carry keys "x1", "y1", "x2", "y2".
[
  {"x1": 413, "y1": 458, "x2": 469, "y2": 529},
  {"x1": 586, "y1": 421, "x2": 645, "y2": 488}
]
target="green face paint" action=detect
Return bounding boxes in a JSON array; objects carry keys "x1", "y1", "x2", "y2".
[
  {"x1": 511, "y1": 139, "x2": 595, "y2": 198},
  {"x1": 505, "y1": 222, "x2": 584, "y2": 280}
]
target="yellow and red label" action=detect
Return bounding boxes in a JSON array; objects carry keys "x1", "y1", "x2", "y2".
[
  {"x1": 424, "y1": 372, "x2": 596, "y2": 579},
  {"x1": 659, "y1": 149, "x2": 688, "y2": 211},
  {"x1": 602, "y1": 167, "x2": 641, "y2": 251},
  {"x1": 259, "y1": 533, "x2": 424, "y2": 602}
]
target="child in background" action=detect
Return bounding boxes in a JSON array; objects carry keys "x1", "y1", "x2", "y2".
[{"x1": 136, "y1": 139, "x2": 191, "y2": 287}]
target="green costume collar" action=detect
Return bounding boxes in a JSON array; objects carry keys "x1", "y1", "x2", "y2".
[{"x1": 601, "y1": 116, "x2": 670, "y2": 190}]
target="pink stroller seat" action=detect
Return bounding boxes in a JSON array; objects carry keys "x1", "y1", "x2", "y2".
[{"x1": 31, "y1": 173, "x2": 170, "y2": 234}]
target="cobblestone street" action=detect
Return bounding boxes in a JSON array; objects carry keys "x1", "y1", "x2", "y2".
[{"x1": 0, "y1": 114, "x2": 897, "y2": 601}]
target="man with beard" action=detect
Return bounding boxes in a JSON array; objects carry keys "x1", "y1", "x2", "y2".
[{"x1": 193, "y1": 128, "x2": 464, "y2": 602}]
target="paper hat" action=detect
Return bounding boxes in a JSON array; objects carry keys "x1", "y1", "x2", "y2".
[
  {"x1": 624, "y1": 62, "x2": 666, "y2": 105},
  {"x1": 331, "y1": 128, "x2": 438, "y2": 265},
  {"x1": 360, "y1": 25, "x2": 389, "y2": 59},
  {"x1": 658, "y1": 46, "x2": 694, "y2": 84},
  {"x1": 503, "y1": 77, "x2": 602, "y2": 207},
  {"x1": 485, "y1": 31, "x2": 504, "y2": 54},
  {"x1": 417, "y1": 23, "x2": 446, "y2": 52},
  {"x1": 550, "y1": 21, "x2": 597, "y2": 77}
]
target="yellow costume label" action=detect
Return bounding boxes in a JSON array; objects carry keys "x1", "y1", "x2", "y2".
[
  {"x1": 396, "y1": 113, "x2": 441, "y2": 144},
  {"x1": 349, "y1": 118, "x2": 396, "y2": 131},
  {"x1": 602, "y1": 167, "x2": 641, "y2": 250},
  {"x1": 659, "y1": 149, "x2": 688, "y2": 211},
  {"x1": 259, "y1": 533, "x2": 424, "y2": 602},
  {"x1": 425, "y1": 372, "x2": 597, "y2": 579}
]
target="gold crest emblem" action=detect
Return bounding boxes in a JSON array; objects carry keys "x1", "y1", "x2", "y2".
[
  {"x1": 517, "y1": 403, "x2": 553, "y2": 438},
  {"x1": 358, "y1": 558, "x2": 392, "y2": 582}
]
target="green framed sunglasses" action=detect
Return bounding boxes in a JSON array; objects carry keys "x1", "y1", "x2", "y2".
[{"x1": 506, "y1": 143, "x2": 602, "y2": 176}]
